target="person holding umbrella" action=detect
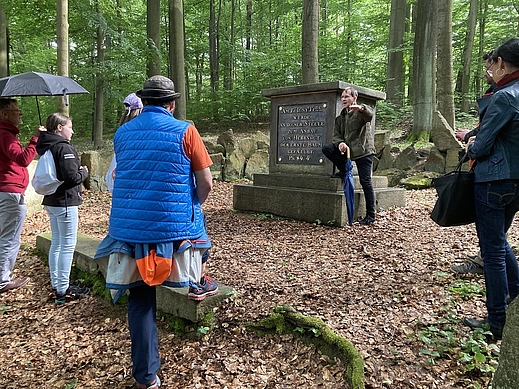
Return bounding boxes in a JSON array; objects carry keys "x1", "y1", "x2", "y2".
[
  {"x1": 0, "y1": 98, "x2": 44, "y2": 293},
  {"x1": 322, "y1": 87, "x2": 377, "y2": 225}
]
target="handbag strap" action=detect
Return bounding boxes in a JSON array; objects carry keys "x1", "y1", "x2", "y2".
[{"x1": 454, "y1": 152, "x2": 474, "y2": 173}]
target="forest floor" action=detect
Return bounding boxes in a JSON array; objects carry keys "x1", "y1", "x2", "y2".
[{"x1": 0, "y1": 181, "x2": 510, "y2": 388}]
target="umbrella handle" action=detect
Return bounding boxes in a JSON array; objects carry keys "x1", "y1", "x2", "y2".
[
  {"x1": 340, "y1": 145, "x2": 351, "y2": 159},
  {"x1": 63, "y1": 88, "x2": 69, "y2": 106}
]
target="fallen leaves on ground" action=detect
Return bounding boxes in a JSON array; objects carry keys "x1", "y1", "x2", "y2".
[{"x1": 1, "y1": 181, "x2": 512, "y2": 388}]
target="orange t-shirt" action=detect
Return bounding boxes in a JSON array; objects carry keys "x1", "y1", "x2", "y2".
[{"x1": 183, "y1": 124, "x2": 212, "y2": 171}]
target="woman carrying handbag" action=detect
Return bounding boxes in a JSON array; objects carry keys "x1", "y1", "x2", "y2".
[{"x1": 463, "y1": 38, "x2": 519, "y2": 340}]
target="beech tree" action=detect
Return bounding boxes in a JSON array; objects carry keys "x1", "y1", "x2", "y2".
[
  {"x1": 147, "y1": 0, "x2": 161, "y2": 77},
  {"x1": 411, "y1": 0, "x2": 437, "y2": 141},
  {"x1": 93, "y1": 1, "x2": 104, "y2": 149},
  {"x1": 169, "y1": 0, "x2": 187, "y2": 120},
  {"x1": 302, "y1": 0, "x2": 319, "y2": 84},
  {"x1": 386, "y1": 0, "x2": 407, "y2": 107},
  {"x1": 436, "y1": 0, "x2": 455, "y2": 128},
  {"x1": 459, "y1": 0, "x2": 477, "y2": 113},
  {"x1": 56, "y1": 0, "x2": 69, "y2": 115},
  {"x1": 0, "y1": 8, "x2": 7, "y2": 78}
]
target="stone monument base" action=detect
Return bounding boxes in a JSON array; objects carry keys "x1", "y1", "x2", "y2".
[{"x1": 233, "y1": 173, "x2": 406, "y2": 226}]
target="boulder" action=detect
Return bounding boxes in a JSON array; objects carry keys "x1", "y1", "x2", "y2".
[
  {"x1": 374, "y1": 168, "x2": 407, "y2": 187},
  {"x1": 209, "y1": 153, "x2": 225, "y2": 180},
  {"x1": 393, "y1": 145, "x2": 417, "y2": 171},
  {"x1": 374, "y1": 131, "x2": 391, "y2": 157},
  {"x1": 401, "y1": 171, "x2": 440, "y2": 190},
  {"x1": 376, "y1": 146, "x2": 395, "y2": 171},
  {"x1": 253, "y1": 131, "x2": 270, "y2": 150},
  {"x1": 424, "y1": 147, "x2": 446, "y2": 173},
  {"x1": 445, "y1": 149, "x2": 468, "y2": 172},
  {"x1": 81, "y1": 151, "x2": 106, "y2": 192},
  {"x1": 205, "y1": 140, "x2": 225, "y2": 155},
  {"x1": 244, "y1": 150, "x2": 269, "y2": 179},
  {"x1": 431, "y1": 111, "x2": 463, "y2": 152},
  {"x1": 223, "y1": 148, "x2": 246, "y2": 181},
  {"x1": 217, "y1": 129, "x2": 235, "y2": 157},
  {"x1": 372, "y1": 155, "x2": 380, "y2": 172},
  {"x1": 237, "y1": 137, "x2": 259, "y2": 159}
]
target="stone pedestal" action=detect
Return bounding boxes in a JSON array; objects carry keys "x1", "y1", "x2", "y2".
[
  {"x1": 234, "y1": 173, "x2": 405, "y2": 225},
  {"x1": 233, "y1": 81, "x2": 406, "y2": 226}
]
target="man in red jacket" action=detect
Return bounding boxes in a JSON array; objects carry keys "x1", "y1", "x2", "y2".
[{"x1": 0, "y1": 98, "x2": 43, "y2": 293}]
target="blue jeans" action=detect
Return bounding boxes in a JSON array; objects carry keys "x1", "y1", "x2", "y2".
[
  {"x1": 0, "y1": 192, "x2": 27, "y2": 288},
  {"x1": 45, "y1": 206, "x2": 78, "y2": 295},
  {"x1": 128, "y1": 284, "x2": 160, "y2": 386},
  {"x1": 474, "y1": 180, "x2": 519, "y2": 329}
]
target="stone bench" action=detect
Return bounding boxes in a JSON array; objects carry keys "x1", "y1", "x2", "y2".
[{"x1": 36, "y1": 233, "x2": 234, "y2": 323}]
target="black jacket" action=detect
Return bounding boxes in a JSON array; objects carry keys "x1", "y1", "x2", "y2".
[{"x1": 35, "y1": 131, "x2": 87, "y2": 207}]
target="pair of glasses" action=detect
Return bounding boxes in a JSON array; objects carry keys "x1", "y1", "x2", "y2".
[{"x1": 486, "y1": 69, "x2": 493, "y2": 77}]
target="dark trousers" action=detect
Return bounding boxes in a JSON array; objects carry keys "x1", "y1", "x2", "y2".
[
  {"x1": 128, "y1": 284, "x2": 160, "y2": 386},
  {"x1": 322, "y1": 144, "x2": 376, "y2": 218}
]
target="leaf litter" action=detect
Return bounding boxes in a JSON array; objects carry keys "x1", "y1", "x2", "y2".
[{"x1": 1, "y1": 182, "x2": 514, "y2": 388}]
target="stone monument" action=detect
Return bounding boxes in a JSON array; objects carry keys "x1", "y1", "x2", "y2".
[{"x1": 233, "y1": 81, "x2": 406, "y2": 226}]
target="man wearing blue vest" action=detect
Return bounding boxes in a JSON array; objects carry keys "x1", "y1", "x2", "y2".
[{"x1": 109, "y1": 76, "x2": 214, "y2": 389}]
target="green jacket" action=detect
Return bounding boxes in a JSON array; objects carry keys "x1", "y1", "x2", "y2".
[{"x1": 332, "y1": 104, "x2": 375, "y2": 160}]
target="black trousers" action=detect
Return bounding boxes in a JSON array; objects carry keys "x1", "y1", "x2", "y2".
[{"x1": 322, "y1": 144, "x2": 376, "y2": 218}]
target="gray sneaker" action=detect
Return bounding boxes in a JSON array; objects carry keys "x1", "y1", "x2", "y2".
[
  {"x1": 451, "y1": 261, "x2": 483, "y2": 274},
  {"x1": 467, "y1": 253, "x2": 484, "y2": 267}
]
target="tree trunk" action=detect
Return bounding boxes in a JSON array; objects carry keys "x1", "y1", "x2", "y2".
[
  {"x1": 302, "y1": 0, "x2": 319, "y2": 84},
  {"x1": 411, "y1": 0, "x2": 437, "y2": 141},
  {"x1": 209, "y1": 0, "x2": 219, "y2": 92},
  {"x1": 93, "y1": 12, "x2": 104, "y2": 149},
  {"x1": 246, "y1": 1, "x2": 252, "y2": 51},
  {"x1": 476, "y1": 0, "x2": 489, "y2": 95},
  {"x1": 0, "y1": 8, "x2": 7, "y2": 77},
  {"x1": 436, "y1": 0, "x2": 455, "y2": 129},
  {"x1": 169, "y1": 0, "x2": 186, "y2": 120},
  {"x1": 386, "y1": 0, "x2": 407, "y2": 107},
  {"x1": 57, "y1": 0, "x2": 69, "y2": 116},
  {"x1": 147, "y1": 0, "x2": 161, "y2": 77},
  {"x1": 223, "y1": 0, "x2": 235, "y2": 91},
  {"x1": 460, "y1": 0, "x2": 477, "y2": 113},
  {"x1": 407, "y1": 4, "x2": 414, "y2": 102}
]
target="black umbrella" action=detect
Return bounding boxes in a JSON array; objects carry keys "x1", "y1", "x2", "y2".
[{"x1": 0, "y1": 71, "x2": 89, "y2": 123}]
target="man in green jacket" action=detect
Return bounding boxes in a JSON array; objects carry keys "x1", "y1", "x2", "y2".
[{"x1": 322, "y1": 87, "x2": 376, "y2": 225}]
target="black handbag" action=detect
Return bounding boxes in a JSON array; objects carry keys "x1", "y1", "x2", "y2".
[{"x1": 430, "y1": 158, "x2": 475, "y2": 227}]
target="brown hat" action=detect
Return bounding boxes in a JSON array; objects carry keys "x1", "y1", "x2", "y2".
[{"x1": 136, "y1": 75, "x2": 181, "y2": 100}]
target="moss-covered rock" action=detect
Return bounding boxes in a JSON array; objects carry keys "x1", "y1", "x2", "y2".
[
  {"x1": 249, "y1": 305, "x2": 364, "y2": 389},
  {"x1": 401, "y1": 171, "x2": 441, "y2": 190}
]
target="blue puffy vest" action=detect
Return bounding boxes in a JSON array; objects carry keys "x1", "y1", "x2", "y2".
[{"x1": 108, "y1": 106, "x2": 205, "y2": 243}]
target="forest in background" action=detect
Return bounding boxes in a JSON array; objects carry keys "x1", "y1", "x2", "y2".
[{"x1": 1, "y1": 0, "x2": 519, "y2": 142}]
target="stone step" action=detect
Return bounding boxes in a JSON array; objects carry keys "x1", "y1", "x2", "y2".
[
  {"x1": 233, "y1": 182, "x2": 405, "y2": 226},
  {"x1": 36, "y1": 233, "x2": 234, "y2": 323}
]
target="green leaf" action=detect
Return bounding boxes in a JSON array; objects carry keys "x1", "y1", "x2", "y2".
[{"x1": 474, "y1": 352, "x2": 486, "y2": 363}]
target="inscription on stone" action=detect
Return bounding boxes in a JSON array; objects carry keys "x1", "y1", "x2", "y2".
[{"x1": 276, "y1": 103, "x2": 327, "y2": 165}]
